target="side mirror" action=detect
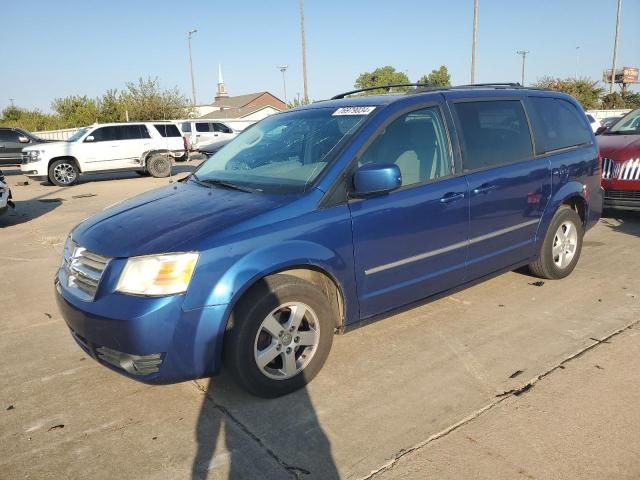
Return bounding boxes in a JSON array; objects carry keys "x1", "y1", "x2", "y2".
[
  {"x1": 352, "y1": 163, "x2": 402, "y2": 197},
  {"x1": 595, "y1": 126, "x2": 608, "y2": 136},
  {"x1": 84, "y1": 135, "x2": 95, "y2": 142},
  {"x1": 18, "y1": 136, "x2": 30, "y2": 143}
]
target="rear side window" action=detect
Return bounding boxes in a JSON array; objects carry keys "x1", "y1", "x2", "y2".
[
  {"x1": 213, "y1": 123, "x2": 233, "y2": 133},
  {"x1": 154, "y1": 124, "x2": 181, "y2": 137},
  {"x1": 528, "y1": 97, "x2": 592, "y2": 154},
  {"x1": 119, "y1": 125, "x2": 150, "y2": 140},
  {"x1": 196, "y1": 122, "x2": 211, "y2": 132},
  {"x1": 453, "y1": 100, "x2": 533, "y2": 171},
  {"x1": 181, "y1": 122, "x2": 192, "y2": 133}
]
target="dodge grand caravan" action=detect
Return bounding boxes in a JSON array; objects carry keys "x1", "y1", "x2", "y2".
[{"x1": 56, "y1": 84, "x2": 603, "y2": 397}]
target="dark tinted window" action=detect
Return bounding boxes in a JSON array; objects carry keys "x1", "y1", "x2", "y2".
[
  {"x1": 528, "y1": 97, "x2": 592, "y2": 154},
  {"x1": 118, "y1": 125, "x2": 150, "y2": 140},
  {"x1": 213, "y1": 123, "x2": 232, "y2": 133},
  {"x1": 359, "y1": 107, "x2": 453, "y2": 187},
  {"x1": 454, "y1": 100, "x2": 533, "y2": 171},
  {"x1": 196, "y1": 122, "x2": 211, "y2": 132},
  {"x1": 154, "y1": 124, "x2": 181, "y2": 137},
  {"x1": 90, "y1": 126, "x2": 117, "y2": 142},
  {"x1": 0, "y1": 129, "x2": 20, "y2": 142}
]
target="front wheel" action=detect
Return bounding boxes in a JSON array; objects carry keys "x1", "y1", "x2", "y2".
[
  {"x1": 529, "y1": 206, "x2": 583, "y2": 279},
  {"x1": 224, "y1": 274, "x2": 335, "y2": 398},
  {"x1": 48, "y1": 159, "x2": 79, "y2": 186}
]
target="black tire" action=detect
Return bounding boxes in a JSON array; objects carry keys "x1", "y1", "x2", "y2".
[
  {"x1": 146, "y1": 153, "x2": 172, "y2": 178},
  {"x1": 224, "y1": 274, "x2": 335, "y2": 398},
  {"x1": 48, "y1": 159, "x2": 79, "y2": 187},
  {"x1": 135, "y1": 170, "x2": 150, "y2": 176},
  {"x1": 529, "y1": 206, "x2": 583, "y2": 279}
]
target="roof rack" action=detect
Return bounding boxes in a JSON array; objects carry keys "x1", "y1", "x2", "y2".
[
  {"x1": 331, "y1": 82, "x2": 531, "y2": 100},
  {"x1": 331, "y1": 83, "x2": 430, "y2": 100}
]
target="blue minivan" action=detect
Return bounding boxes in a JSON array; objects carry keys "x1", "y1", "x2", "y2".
[{"x1": 56, "y1": 84, "x2": 603, "y2": 397}]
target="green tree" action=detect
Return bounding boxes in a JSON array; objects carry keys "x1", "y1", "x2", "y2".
[
  {"x1": 286, "y1": 95, "x2": 312, "y2": 109},
  {"x1": 354, "y1": 66, "x2": 411, "y2": 95},
  {"x1": 51, "y1": 95, "x2": 100, "y2": 126},
  {"x1": 99, "y1": 89, "x2": 124, "y2": 123},
  {"x1": 417, "y1": 65, "x2": 451, "y2": 88},
  {"x1": 602, "y1": 90, "x2": 640, "y2": 109},
  {"x1": 120, "y1": 77, "x2": 192, "y2": 120},
  {"x1": 532, "y1": 77, "x2": 603, "y2": 110},
  {"x1": 0, "y1": 105, "x2": 61, "y2": 132}
]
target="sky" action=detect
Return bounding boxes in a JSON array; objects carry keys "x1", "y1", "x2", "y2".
[{"x1": 1, "y1": 0, "x2": 638, "y2": 113}]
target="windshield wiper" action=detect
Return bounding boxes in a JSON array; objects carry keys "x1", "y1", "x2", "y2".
[{"x1": 191, "y1": 174, "x2": 254, "y2": 193}]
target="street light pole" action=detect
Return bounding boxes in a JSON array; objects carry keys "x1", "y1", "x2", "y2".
[
  {"x1": 610, "y1": 0, "x2": 622, "y2": 94},
  {"x1": 516, "y1": 50, "x2": 529, "y2": 86},
  {"x1": 299, "y1": 0, "x2": 309, "y2": 103},
  {"x1": 277, "y1": 65, "x2": 289, "y2": 104},
  {"x1": 575, "y1": 46, "x2": 580, "y2": 79},
  {"x1": 188, "y1": 29, "x2": 198, "y2": 106},
  {"x1": 471, "y1": 0, "x2": 478, "y2": 83}
]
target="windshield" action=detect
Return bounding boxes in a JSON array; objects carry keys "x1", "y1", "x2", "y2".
[
  {"x1": 193, "y1": 107, "x2": 371, "y2": 193},
  {"x1": 67, "y1": 127, "x2": 90, "y2": 142},
  {"x1": 609, "y1": 109, "x2": 640, "y2": 134}
]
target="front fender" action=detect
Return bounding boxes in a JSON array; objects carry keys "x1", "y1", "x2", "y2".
[{"x1": 183, "y1": 239, "x2": 357, "y2": 321}]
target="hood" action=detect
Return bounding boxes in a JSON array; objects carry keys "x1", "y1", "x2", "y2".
[
  {"x1": 72, "y1": 181, "x2": 294, "y2": 258},
  {"x1": 597, "y1": 134, "x2": 640, "y2": 160},
  {"x1": 23, "y1": 140, "x2": 71, "y2": 153}
]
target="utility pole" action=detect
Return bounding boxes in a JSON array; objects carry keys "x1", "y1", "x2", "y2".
[
  {"x1": 516, "y1": 50, "x2": 529, "y2": 86},
  {"x1": 575, "y1": 46, "x2": 580, "y2": 79},
  {"x1": 610, "y1": 0, "x2": 622, "y2": 94},
  {"x1": 188, "y1": 29, "x2": 198, "y2": 106},
  {"x1": 299, "y1": 0, "x2": 309, "y2": 103},
  {"x1": 277, "y1": 65, "x2": 289, "y2": 104},
  {"x1": 471, "y1": 0, "x2": 478, "y2": 83},
  {"x1": 9, "y1": 98, "x2": 15, "y2": 107}
]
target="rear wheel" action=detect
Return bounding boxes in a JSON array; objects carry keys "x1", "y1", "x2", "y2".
[
  {"x1": 529, "y1": 206, "x2": 583, "y2": 279},
  {"x1": 146, "y1": 153, "x2": 172, "y2": 178},
  {"x1": 48, "y1": 159, "x2": 79, "y2": 187},
  {"x1": 224, "y1": 274, "x2": 335, "y2": 398}
]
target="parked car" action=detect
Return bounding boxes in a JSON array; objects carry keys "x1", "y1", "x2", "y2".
[
  {"x1": 586, "y1": 114, "x2": 601, "y2": 133},
  {"x1": 0, "y1": 127, "x2": 52, "y2": 166},
  {"x1": 598, "y1": 108, "x2": 640, "y2": 211},
  {"x1": 0, "y1": 170, "x2": 14, "y2": 216},
  {"x1": 601, "y1": 116, "x2": 623, "y2": 129},
  {"x1": 55, "y1": 85, "x2": 602, "y2": 397},
  {"x1": 21, "y1": 122, "x2": 187, "y2": 186},
  {"x1": 178, "y1": 120, "x2": 238, "y2": 150}
]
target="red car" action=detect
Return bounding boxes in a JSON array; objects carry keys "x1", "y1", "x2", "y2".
[{"x1": 598, "y1": 108, "x2": 640, "y2": 211}]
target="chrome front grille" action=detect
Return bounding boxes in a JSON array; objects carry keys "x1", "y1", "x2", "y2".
[
  {"x1": 602, "y1": 157, "x2": 640, "y2": 181},
  {"x1": 61, "y1": 240, "x2": 110, "y2": 301}
]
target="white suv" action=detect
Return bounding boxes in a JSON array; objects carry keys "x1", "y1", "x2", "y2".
[
  {"x1": 177, "y1": 120, "x2": 238, "y2": 150},
  {"x1": 21, "y1": 122, "x2": 187, "y2": 186}
]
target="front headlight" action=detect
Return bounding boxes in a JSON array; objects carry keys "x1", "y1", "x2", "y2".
[
  {"x1": 25, "y1": 150, "x2": 43, "y2": 162},
  {"x1": 116, "y1": 253, "x2": 199, "y2": 296}
]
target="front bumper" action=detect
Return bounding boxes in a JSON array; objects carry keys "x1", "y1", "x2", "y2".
[
  {"x1": 21, "y1": 159, "x2": 48, "y2": 177},
  {"x1": 604, "y1": 189, "x2": 640, "y2": 212},
  {"x1": 55, "y1": 279, "x2": 229, "y2": 384}
]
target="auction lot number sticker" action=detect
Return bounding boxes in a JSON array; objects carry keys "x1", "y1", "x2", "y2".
[{"x1": 332, "y1": 106, "x2": 376, "y2": 116}]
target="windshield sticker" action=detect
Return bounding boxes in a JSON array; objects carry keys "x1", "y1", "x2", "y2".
[{"x1": 332, "y1": 106, "x2": 376, "y2": 116}]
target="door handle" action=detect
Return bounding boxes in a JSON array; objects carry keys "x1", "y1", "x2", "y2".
[
  {"x1": 440, "y1": 192, "x2": 465, "y2": 204},
  {"x1": 472, "y1": 184, "x2": 497, "y2": 195}
]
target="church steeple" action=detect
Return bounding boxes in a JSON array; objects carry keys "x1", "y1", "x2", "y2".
[{"x1": 215, "y1": 64, "x2": 229, "y2": 101}]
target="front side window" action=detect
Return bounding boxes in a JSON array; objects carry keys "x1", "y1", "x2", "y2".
[
  {"x1": 528, "y1": 97, "x2": 592, "y2": 154},
  {"x1": 0, "y1": 129, "x2": 20, "y2": 142},
  {"x1": 609, "y1": 108, "x2": 640, "y2": 135},
  {"x1": 454, "y1": 100, "x2": 533, "y2": 171},
  {"x1": 194, "y1": 107, "x2": 370, "y2": 193},
  {"x1": 90, "y1": 126, "x2": 117, "y2": 142},
  {"x1": 358, "y1": 107, "x2": 453, "y2": 187}
]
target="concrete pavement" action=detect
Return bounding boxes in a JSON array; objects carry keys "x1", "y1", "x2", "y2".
[{"x1": 0, "y1": 163, "x2": 638, "y2": 479}]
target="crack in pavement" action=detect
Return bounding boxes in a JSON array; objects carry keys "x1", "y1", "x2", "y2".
[
  {"x1": 359, "y1": 319, "x2": 640, "y2": 480},
  {"x1": 191, "y1": 380, "x2": 305, "y2": 479}
]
